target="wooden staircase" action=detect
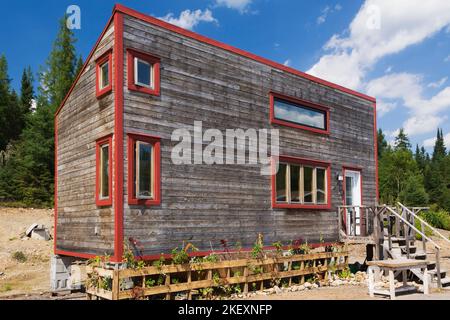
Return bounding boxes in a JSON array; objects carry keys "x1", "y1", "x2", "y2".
[{"x1": 339, "y1": 203, "x2": 450, "y2": 288}]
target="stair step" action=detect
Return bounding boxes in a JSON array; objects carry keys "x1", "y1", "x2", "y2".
[
  {"x1": 409, "y1": 252, "x2": 427, "y2": 259},
  {"x1": 428, "y1": 269, "x2": 447, "y2": 278},
  {"x1": 400, "y1": 246, "x2": 417, "y2": 253},
  {"x1": 440, "y1": 278, "x2": 450, "y2": 286}
]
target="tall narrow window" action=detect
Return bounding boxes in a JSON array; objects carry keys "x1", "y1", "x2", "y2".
[
  {"x1": 127, "y1": 49, "x2": 160, "y2": 96},
  {"x1": 96, "y1": 51, "x2": 112, "y2": 98},
  {"x1": 128, "y1": 133, "x2": 161, "y2": 206},
  {"x1": 96, "y1": 135, "x2": 112, "y2": 206},
  {"x1": 272, "y1": 156, "x2": 331, "y2": 209}
]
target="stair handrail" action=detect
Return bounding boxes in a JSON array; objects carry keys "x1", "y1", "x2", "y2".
[
  {"x1": 384, "y1": 205, "x2": 441, "y2": 250},
  {"x1": 398, "y1": 202, "x2": 450, "y2": 246}
]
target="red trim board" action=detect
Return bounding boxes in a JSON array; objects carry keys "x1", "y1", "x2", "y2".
[{"x1": 127, "y1": 48, "x2": 161, "y2": 96}]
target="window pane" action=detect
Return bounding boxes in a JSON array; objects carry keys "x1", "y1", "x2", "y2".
[
  {"x1": 101, "y1": 62, "x2": 109, "y2": 88},
  {"x1": 274, "y1": 98, "x2": 326, "y2": 130},
  {"x1": 276, "y1": 163, "x2": 287, "y2": 202},
  {"x1": 136, "y1": 59, "x2": 152, "y2": 87},
  {"x1": 290, "y1": 165, "x2": 300, "y2": 203},
  {"x1": 136, "y1": 142, "x2": 153, "y2": 199},
  {"x1": 100, "y1": 144, "x2": 109, "y2": 199},
  {"x1": 303, "y1": 167, "x2": 313, "y2": 203},
  {"x1": 316, "y1": 168, "x2": 326, "y2": 204},
  {"x1": 345, "y1": 177, "x2": 353, "y2": 205}
]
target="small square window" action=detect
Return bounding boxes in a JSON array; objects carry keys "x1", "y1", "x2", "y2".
[
  {"x1": 134, "y1": 58, "x2": 153, "y2": 88},
  {"x1": 127, "y1": 49, "x2": 160, "y2": 96}
]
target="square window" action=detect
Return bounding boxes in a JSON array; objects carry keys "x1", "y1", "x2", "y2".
[
  {"x1": 135, "y1": 58, "x2": 153, "y2": 88},
  {"x1": 127, "y1": 49, "x2": 160, "y2": 96}
]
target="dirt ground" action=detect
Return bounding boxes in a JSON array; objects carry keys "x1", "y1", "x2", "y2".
[
  {"x1": 0, "y1": 207, "x2": 54, "y2": 298},
  {"x1": 1, "y1": 207, "x2": 450, "y2": 300}
]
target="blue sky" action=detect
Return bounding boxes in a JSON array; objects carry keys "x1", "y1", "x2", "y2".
[{"x1": 1, "y1": 0, "x2": 449, "y2": 151}]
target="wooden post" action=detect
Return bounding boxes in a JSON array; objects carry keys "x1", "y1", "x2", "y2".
[
  {"x1": 389, "y1": 270, "x2": 396, "y2": 300},
  {"x1": 352, "y1": 208, "x2": 356, "y2": 236},
  {"x1": 338, "y1": 207, "x2": 343, "y2": 238},
  {"x1": 187, "y1": 271, "x2": 192, "y2": 300},
  {"x1": 243, "y1": 266, "x2": 248, "y2": 293},
  {"x1": 112, "y1": 270, "x2": 120, "y2": 301},
  {"x1": 165, "y1": 273, "x2": 171, "y2": 300},
  {"x1": 421, "y1": 221, "x2": 427, "y2": 253},
  {"x1": 436, "y1": 249, "x2": 442, "y2": 289},
  {"x1": 404, "y1": 222, "x2": 410, "y2": 259},
  {"x1": 423, "y1": 267, "x2": 430, "y2": 295}
]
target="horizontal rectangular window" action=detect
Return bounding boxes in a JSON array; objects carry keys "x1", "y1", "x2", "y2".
[
  {"x1": 128, "y1": 133, "x2": 161, "y2": 206},
  {"x1": 270, "y1": 92, "x2": 330, "y2": 135},
  {"x1": 272, "y1": 156, "x2": 331, "y2": 209}
]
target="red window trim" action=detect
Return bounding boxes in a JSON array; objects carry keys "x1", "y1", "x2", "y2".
[
  {"x1": 127, "y1": 48, "x2": 161, "y2": 96},
  {"x1": 95, "y1": 134, "x2": 113, "y2": 206},
  {"x1": 269, "y1": 92, "x2": 330, "y2": 135},
  {"x1": 127, "y1": 133, "x2": 161, "y2": 206},
  {"x1": 271, "y1": 155, "x2": 332, "y2": 209},
  {"x1": 95, "y1": 50, "x2": 113, "y2": 98}
]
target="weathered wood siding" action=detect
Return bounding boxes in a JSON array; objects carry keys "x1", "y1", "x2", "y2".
[
  {"x1": 121, "y1": 15, "x2": 376, "y2": 256},
  {"x1": 56, "y1": 24, "x2": 116, "y2": 255}
]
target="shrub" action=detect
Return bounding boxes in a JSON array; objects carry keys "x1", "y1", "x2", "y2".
[
  {"x1": 12, "y1": 251, "x2": 27, "y2": 263},
  {"x1": 419, "y1": 209, "x2": 450, "y2": 231},
  {"x1": 414, "y1": 218, "x2": 433, "y2": 240}
]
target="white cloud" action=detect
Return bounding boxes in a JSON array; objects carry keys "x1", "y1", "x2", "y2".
[
  {"x1": 215, "y1": 0, "x2": 253, "y2": 13},
  {"x1": 159, "y1": 9, "x2": 217, "y2": 30},
  {"x1": 317, "y1": 4, "x2": 342, "y2": 25},
  {"x1": 385, "y1": 66, "x2": 392, "y2": 73},
  {"x1": 445, "y1": 55, "x2": 450, "y2": 62},
  {"x1": 377, "y1": 100, "x2": 397, "y2": 117},
  {"x1": 423, "y1": 132, "x2": 450, "y2": 149},
  {"x1": 428, "y1": 77, "x2": 448, "y2": 89},
  {"x1": 283, "y1": 59, "x2": 291, "y2": 67},
  {"x1": 366, "y1": 72, "x2": 450, "y2": 135},
  {"x1": 307, "y1": 0, "x2": 450, "y2": 90}
]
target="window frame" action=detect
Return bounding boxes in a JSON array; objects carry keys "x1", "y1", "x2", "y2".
[
  {"x1": 95, "y1": 135, "x2": 113, "y2": 206},
  {"x1": 269, "y1": 92, "x2": 330, "y2": 135},
  {"x1": 271, "y1": 155, "x2": 332, "y2": 209},
  {"x1": 127, "y1": 48, "x2": 160, "y2": 96},
  {"x1": 95, "y1": 51, "x2": 113, "y2": 98},
  {"x1": 127, "y1": 133, "x2": 161, "y2": 206}
]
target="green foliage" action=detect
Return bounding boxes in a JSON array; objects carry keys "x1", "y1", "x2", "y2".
[
  {"x1": 145, "y1": 278, "x2": 156, "y2": 287},
  {"x1": 399, "y1": 174, "x2": 429, "y2": 206},
  {"x1": 272, "y1": 241, "x2": 283, "y2": 255},
  {"x1": 419, "y1": 208, "x2": 450, "y2": 231},
  {"x1": 338, "y1": 268, "x2": 351, "y2": 279},
  {"x1": 122, "y1": 245, "x2": 145, "y2": 269},
  {"x1": 171, "y1": 243, "x2": 198, "y2": 265},
  {"x1": 251, "y1": 234, "x2": 264, "y2": 259},
  {"x1": 12, "y1": 251, "x2": 27, "y2": 263},
  {"x1": 414, "y1": 218, "x2": 434, "y2": 240}
]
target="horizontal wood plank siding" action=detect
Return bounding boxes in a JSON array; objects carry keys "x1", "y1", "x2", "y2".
[
  {"x1": 56, "y1": 24, "x2": 116, "y2": 256},
  {"x1": 121, "y1": 15, "x2": 376, "y2": 256}
]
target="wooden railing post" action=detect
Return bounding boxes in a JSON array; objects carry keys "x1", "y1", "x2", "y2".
[
  {"x1": 421, "y1": 221, "x2": 427, "y2": 253},
  {"x1": 436, "y1": 249, "x2": 442, "y2": 289}
]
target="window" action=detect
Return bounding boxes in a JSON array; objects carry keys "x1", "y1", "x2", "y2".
[
  {"x1": 127, "y1": 49, "x2": 160, "y2": 96},
  {"x1": 96, "y1": 135, "x2": 112, "y2": 206},
  {"x1": 128, "y1": 133, "x2": 161, "y2": 206},
  {"x1": 270, "y1": 92, "x2": 330, "y2": 135},
  {"x1": 272, "y1": 156, "x2": 331, "y2": 209},
  {"x1": 96, "y1": 51, "x2": 112, "y2": 98}
]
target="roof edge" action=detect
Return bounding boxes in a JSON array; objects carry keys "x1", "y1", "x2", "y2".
[{"x1": 113, "y1": 3, "x2": 376, "y2": 103}]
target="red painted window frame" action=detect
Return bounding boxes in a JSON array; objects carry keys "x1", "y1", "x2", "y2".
[
  {"x1": 271, "y1": 155, "x2": 332, "y2": 209},
  {"x1": 95, "y1": 50, "x2": 113, "y2": 98},
  {"x1": 127, "y1": 48, "x2": 161, "y2": 96},
  {"x1": 127, "y1": 133, "x2": 161, "y2": 206},
  {"x1": 269, "y1": 92, "x2": 330, "y2": 135},
  {"x1": 95, "y1": 135, "x2": 113, "y2": 206}
]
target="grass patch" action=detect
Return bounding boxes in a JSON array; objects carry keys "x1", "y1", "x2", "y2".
[
  {"x1": 0, "y1": 201, "x2": 52, "y2": 209},
  {"x1": 0, "y1": 284, "x2": 12, "y2": 293},
  {"x1": 12, "y1": 251, "x2": 27, "y2": 263}
]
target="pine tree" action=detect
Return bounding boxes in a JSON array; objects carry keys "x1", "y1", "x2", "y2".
[
  {"x1": 415, "y1": 144, "x2": 427, "y2": 173},
  {"x1": 75, "y1": 55, "x2": 84, "y2": 78},
  {"x1": 432, "y1": 128, "x2": 446, "y2": 162},
  {"x1": 377, "y1": 129, "x2": 390, "y2": 158},
  {"x1": 20, "y1": 67, "x2": 34, "y2": 115},
  {"x1": 394, "y1": 128, "x2": 411, "y2": 152},
  {"x1": 0, "y1": 54, "x2": 11, "y2": 150},
  {"x1": 1, "y1": 16, "x2": 79, "y2": 206}
]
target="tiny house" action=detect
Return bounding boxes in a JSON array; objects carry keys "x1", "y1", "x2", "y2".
[{"x1": 54, "y1": 4, "x2": 378, "y2": 265}]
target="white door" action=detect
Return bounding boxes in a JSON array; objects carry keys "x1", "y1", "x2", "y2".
[{"x1": 345, "y1": 170, "x2": 361, "y2": 236}]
